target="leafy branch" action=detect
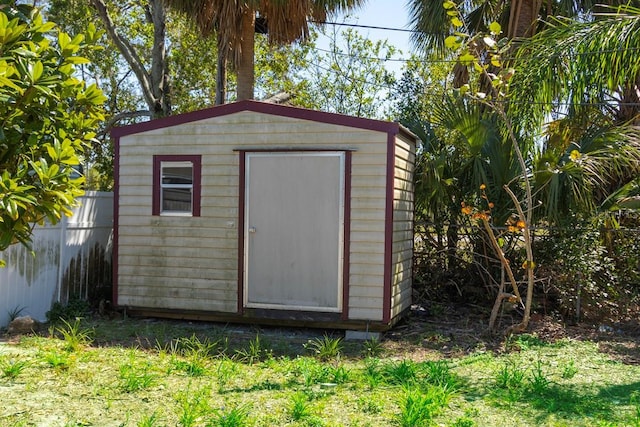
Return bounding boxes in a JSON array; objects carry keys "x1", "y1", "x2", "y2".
[{"x1": 443, "y1": 0, "x2": 535, "y2": 333}]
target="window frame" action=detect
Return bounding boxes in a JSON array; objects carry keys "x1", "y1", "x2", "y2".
[{"x1": 152, "y1": 155, "x2": 201, "y2": 217}]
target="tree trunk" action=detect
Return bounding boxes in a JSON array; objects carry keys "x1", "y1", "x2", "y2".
[
  {"x1": 617, "y1": 74, "x2": 640, "y2": 125},
  {"x1": 446, "y1": 221, "x2": 458, "y2": 270},
  {"x1": 149, "y1": 0, "x2": 170, "y2": 117},
  {"x1": 92, "y1": 0, "x2": 169, "y2": 119},
  {"x1": 508, "y1": 0, "x2": 542, "y2": 39},
  {"x1": 236, "y1": 7, "x2": 255, "y2": 101},
  {"x1": 216, "y1": 49, "x2": 227, "y2": 105}
]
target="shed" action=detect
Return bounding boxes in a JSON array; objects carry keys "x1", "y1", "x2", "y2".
[{"x1": 111, "y1": 100, "x2": 416, "y2": 330}]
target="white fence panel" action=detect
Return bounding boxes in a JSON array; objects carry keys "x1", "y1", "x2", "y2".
[{"x1": 0, "y1": 192, "x2": 113, "y2": 328}]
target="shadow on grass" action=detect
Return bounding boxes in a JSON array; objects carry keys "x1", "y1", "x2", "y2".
[
  {"x1": 528, "y1": 384, "x2": 613, "y2": 424},
  {"x1": 598, "y1": 381, "x2": 640, "y2": 403},
  {"x1": 220, "y1": 379, "x2": 286, "y2": 394},
  {"x1": 85, "y1": 317, "x2": 351, "y2": 359},
  {"x1": 484, "y1": 380, "x2": 640, "y2": 425}
]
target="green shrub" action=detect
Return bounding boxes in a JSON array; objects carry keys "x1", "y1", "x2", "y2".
[
  {"x1": 534, "y1": 223, "x2": 618, "y2": 322},
  {"x1": 46, "y1": 298, "x2": 91, "y2": 323}
]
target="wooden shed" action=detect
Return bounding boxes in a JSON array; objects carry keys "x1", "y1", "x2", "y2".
[{"x1": 112, "y1": 100, "x2": 416, "y2": 330}]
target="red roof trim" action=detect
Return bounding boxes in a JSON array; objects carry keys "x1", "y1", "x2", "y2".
[{"x1": 111, "y1": 100, "x2": 401, "y2": 138}]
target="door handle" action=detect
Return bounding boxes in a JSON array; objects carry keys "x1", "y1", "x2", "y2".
[{"x1": 249, "y1": 226, "x2": 257, "y2": 233}]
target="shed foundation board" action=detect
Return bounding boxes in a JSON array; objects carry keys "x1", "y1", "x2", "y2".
[
  {"x1": 123, "y1": 308, "x2": 394, "y2": 331},
  {"x1": 345, "y1": 330, "x2": 382, "y2": 341}
]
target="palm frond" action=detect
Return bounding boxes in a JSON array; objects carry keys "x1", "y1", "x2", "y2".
[
  {"x1": 407, "y1": 0, "x2": 452, "y2": 54},
  {"x1": 533, "y1": 125, "x2": 640, "y2": 222},
  {"x1": 509, "y1": 6, "x2": 640, "y2": 134},
  {"x1": 429, "y1": 94, "x2": 526, "y2": 222},
  {"x1": 166, "y1": 0, "x2": 365, "y2": 68}
]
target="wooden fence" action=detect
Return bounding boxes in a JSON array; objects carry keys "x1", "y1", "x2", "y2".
[{"x1": 0, "y1": 192, "x2": 113, "y2": 328}]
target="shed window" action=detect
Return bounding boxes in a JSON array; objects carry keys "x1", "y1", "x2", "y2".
[{"x1": 153, "y1": 155, "x2": 201, "y2": 217}]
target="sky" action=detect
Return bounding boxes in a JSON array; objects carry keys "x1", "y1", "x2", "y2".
[
  {"x1": 316, "y1": 0, "x2": 415, "y2": 76},
  {"x1": 342, "y1": 0, "x2": 413, "y2": 51}
]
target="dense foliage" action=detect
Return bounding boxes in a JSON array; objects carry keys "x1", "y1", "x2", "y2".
[
  {"x1": 407, "y1": 3, "x2": 640, "y2": 324},
  {"x1": 0, "y1": 2, "x2": 105, "y2": 259}
]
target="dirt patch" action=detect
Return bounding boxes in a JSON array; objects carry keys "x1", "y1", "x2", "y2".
[{"x1": 381, "y1": 303, "x2": 640, "y2": 364}]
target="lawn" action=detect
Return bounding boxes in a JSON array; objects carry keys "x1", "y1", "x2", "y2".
[{"x1": 0, "y1": 316, "x2": 639, "y2": 427}]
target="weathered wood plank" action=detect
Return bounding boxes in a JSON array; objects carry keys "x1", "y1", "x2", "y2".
[
  {"x1": 117, "y1": 294, "x2": 236, "y2": 313},
  {"x1": 117, "y1": 240, "x2": 238, "y2": 257},
  {"x1": 350, "y1": 219, "x2": 386, "y2": 232},
  {"x1": 350, "y1": 197, "x2": 386, "y2": 210},
  {"x1": 348, "y1": 285, "x2": 384, "y2": 298},
  {"x1": 118, "y1": 263, "x2": 238, "y2": 289},
  {"x1": 127, "y1": 130, "x2": 386, "y2": 147},
  {"x1": 350, "y1": 230, "x2": 385, "y2": 244},
  {"x1": 349, "y1": 242, "x2": 386, "y2": 255},
  {"x1": 348, "y1": 306, "x2": 382, "y2": 321},
  {"x1": 118, "y1": 255, "x2": 236, "y2": 270},
  {"x1": 349, "y1": 263, "x2": 385, "y2": 276},
  {"x1": 348, "y1": 252, "x2": 385, "y2": 265},
  {"x1": 118, "y1": 274, "x2": 237, "y2": 290},
  {"x1": 349, "y1": 209, "x2": 385, "y2": 222},
  {"x1": 393, "y1": 229, "x2": 413, "y2": 242},
  {"x1": 351, "y1": 175, "x2": 386, "y2": 188}
]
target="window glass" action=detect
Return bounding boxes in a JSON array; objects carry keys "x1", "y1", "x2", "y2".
[
  {"x1": 162, "y1": 166, "x2": 192, "y2": 185},
  {"x1": 161, "y1": 162, "x2": 193, "y2": 214}
]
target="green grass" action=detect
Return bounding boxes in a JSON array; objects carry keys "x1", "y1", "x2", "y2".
[
  {"x1": 0, "y1": 356, "x2": 29, "y2": 380},
  {"x1": 53, "y1": 317, "x2": 94, "y2": 352},
  {"x1": 304, "y1": 334, "x2": 343, "y2": 361},
  {"x1": 0, "y1": 317, "x2": 639, "y2": 426},
  {"x1": 207, "y1": 404, "x2": 251, "y2": 427},
  {"x1": 397, "y1": 386, "x2": 452, "y2": 427}
]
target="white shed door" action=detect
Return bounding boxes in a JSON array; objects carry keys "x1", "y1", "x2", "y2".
[{"x1": 244, "y1": 152, "x2": 345, "y2": 312}]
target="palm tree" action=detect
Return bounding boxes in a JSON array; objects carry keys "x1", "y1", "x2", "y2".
[
  {"x1": 511, "y1": 6, "x2": 640, "y2": 222},
  {"x1": 407, "y1": 0, "x2": 637, "y2": 53},
  {"x1": 166, "y1": 0, "x2": 366, "y2": 102},
  {"x1": 401, "y1": 82, "x2": 528, "y2": 285},
  {"x1": 511, "y1": 5, "x2": 640, "y2": 130},
  {"x1": 407, "y1": 0, "x2": 637, "y2": 89}
]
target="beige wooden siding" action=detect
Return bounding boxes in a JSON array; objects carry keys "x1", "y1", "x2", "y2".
[
  {"x1": 117, "y1": 111, "x2": 389, "y2": 320},
  {"x1": 391, "y1": 132, "x2": 415, "y2": 319}
]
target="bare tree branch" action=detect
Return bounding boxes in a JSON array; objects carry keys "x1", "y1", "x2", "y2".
[
  {"x1": 98, "y1": 110, "x2": 151, "y2": 137},
  {"x1": 91, "y1": 0, "x2": 168, "y2": 118}
]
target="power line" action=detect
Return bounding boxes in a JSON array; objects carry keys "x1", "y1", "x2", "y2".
[
  {"x1": 312, "y1": 42, "x2": 640, "y2": 67},
  {"x1": 280, "y1": 21, "x2": 640, "y2": 108},
  {"x1": 310, "y1": 20, "x2": 420, "y2": 34},
  {"x1": 302, "y1": 60, "x2": 640, "y2": 108},
  {"x1": 306, "y1": 60, "x2": 396, "y2": 91},
  {"x1": 314, "y1": 46, "x2": 482, "y2": 65},
  {"x1": 308, "y1": 20, "x2": 640, "y2": 65}
]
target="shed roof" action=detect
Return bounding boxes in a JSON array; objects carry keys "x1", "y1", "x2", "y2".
[{"x1": 111, "y1": 100, "x2": 415, "y2": 141}]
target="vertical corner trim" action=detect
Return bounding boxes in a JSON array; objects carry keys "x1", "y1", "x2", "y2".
[
  {"x1": 112, "y1": 136, "x2": 120, "y2": 306},
  {"x1": 382, "y1": 133, "x2": 396, "y2": 324},
  {"x1": 341, "y1": 151, "x2": 352, "y2": 321},
  {"x1": 237, "y1": 151, "x2": 246, "y2": 315}
]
